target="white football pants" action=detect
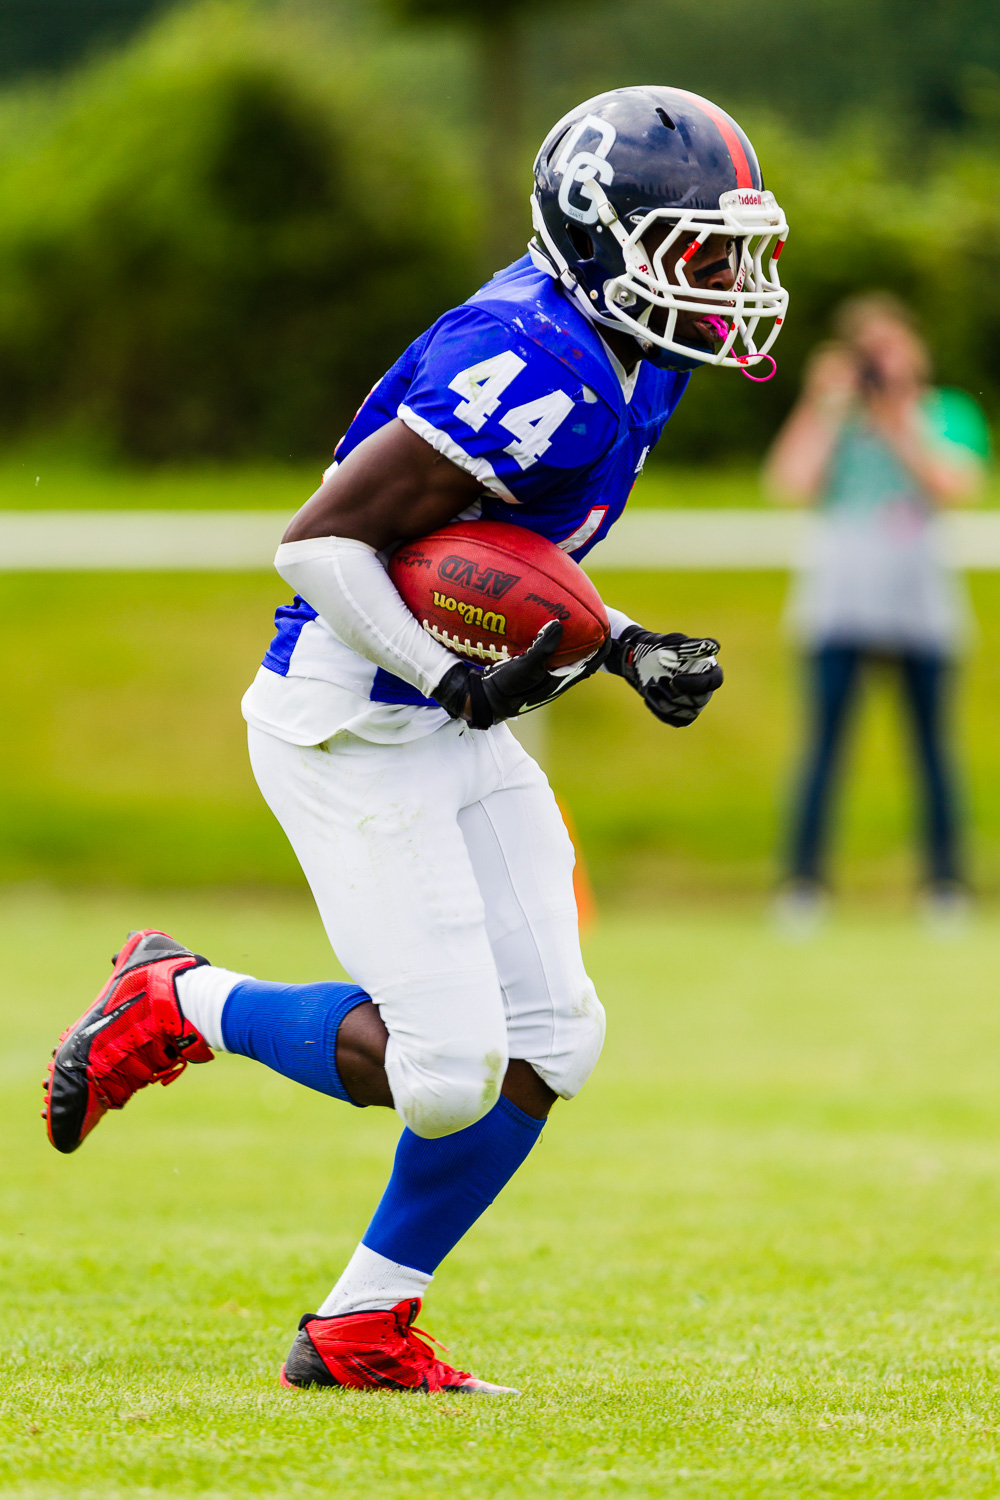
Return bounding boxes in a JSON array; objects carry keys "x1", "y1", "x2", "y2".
[{"x1": 247, "y1": 720, "x2": 605, "y2": 1139}]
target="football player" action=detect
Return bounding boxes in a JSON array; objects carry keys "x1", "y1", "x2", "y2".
[{"x1": 43, "y1": 86, "x2": 788, "y2": 1393}]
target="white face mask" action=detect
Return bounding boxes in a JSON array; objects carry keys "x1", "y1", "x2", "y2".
[{"x1": 534, "y1": 179, "x2": 789, "y2": 372}]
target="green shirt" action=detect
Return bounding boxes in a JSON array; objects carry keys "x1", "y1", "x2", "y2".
[
  {"x1": 823, "y1": 388, "x2": 990, "y2": 517},
  {"x1": 790, "y1": 388, "x2": 989, "y2": 653}
]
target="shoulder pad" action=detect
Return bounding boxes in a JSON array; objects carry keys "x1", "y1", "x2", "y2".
[{"x1": 467, "y1": 257, "x2": 625, "y2": 421}]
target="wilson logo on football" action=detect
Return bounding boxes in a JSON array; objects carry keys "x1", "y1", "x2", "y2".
[
  {"x1": 431, "y1": 593, "x2": 507, "y2": 636},
  {"x1": 437, "y1": 555, "x2": 519, "y2": 600}
]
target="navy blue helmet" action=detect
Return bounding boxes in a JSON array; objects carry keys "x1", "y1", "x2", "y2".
[{"x1": 530, "y1": 86, "x2": 788, "y2": 372}]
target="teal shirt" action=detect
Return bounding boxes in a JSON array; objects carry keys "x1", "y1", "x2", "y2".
[
  {"x1": 823, "y1": 389, "x2": 990, "y2": 516},
  {"x1": 791, "y1": 388, "x2": 989, "y2": 653}
]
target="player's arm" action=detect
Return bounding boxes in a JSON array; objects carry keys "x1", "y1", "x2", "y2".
[
  {"x1": 602, "y1": 608, "x2": 723, "y2": 728},
  {"x1": 283, "y1": 417, "x2": 481, "y2": 550},
  {"x1": 275, "y1": 419, "x2": 587, "y2": 726},
  {"x1": 276, "y1": 302, "x2": 627, "y2": 723}
]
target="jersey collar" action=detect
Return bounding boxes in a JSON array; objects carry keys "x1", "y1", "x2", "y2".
[{"x1": 596, "y1": 333, "x2": 641, "y2": 404}]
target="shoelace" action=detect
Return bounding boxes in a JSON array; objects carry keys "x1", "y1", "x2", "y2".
[
  {"x1": 399, "y1": 1319, "x2": 471, "y2": 1387},
  {"x1": 93, "y1": 1026, "x2": 187, "y2": 1109}
]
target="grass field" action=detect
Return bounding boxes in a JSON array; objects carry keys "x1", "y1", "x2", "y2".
[
  {"x1": 4, "y1": 456, "x2": 1000, "y2": 899},
  {"x1": 7, "y1": 564, "x2": 1000, "y2": 899},
  {"x1": 0, "y1": 456, "x2": 770, "y2": 512},
  {"x1": 4, "y1": 890, "x2": 1000, "y2": 1497}
]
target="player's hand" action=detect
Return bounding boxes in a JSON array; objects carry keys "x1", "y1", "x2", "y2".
[
  {"x1": 435, "y1": 620, "x2": 610, "y2": 729},
  {"x1": 605, "y1": 627, "x2": 723, "y2": 727}
]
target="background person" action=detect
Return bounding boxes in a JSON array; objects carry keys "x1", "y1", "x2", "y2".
[{"x1": 766, "y1": 293, "x2": 989, "y2": 924}]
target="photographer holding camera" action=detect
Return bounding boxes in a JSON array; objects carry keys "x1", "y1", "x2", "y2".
[{"x1": 766, "y1": 293, "x2": 989, "y2": 926}]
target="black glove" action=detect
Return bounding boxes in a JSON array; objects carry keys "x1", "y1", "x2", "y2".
[
  {"x1": 605, "y1": 627, "x2": 723, "y2": 727},
  {"x1": 435, "y1": 620, "x2": 610, "y2": 729}
]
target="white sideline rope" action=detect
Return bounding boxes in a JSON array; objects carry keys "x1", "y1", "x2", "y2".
[{"x1": 2, "y1": 509, "x2": 1000, "y2": 571}]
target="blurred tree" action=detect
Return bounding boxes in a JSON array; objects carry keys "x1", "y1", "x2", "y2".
[
  {"x1": 3, "y1": 0, "x2": 999, "y2": 145},
  {"x1": 533, "y1": 0, "x2": 1000, "y2": 142},
  {"x1": 0, "y1": 0, "x2": 995, "y2": 464},
  {"x1": 0, "y1": 5, "x2": 478, "y2": 460},
  {"x1": 0, "y1": 0, "x2": 171, "y2": 81},
  {"x1": 387, "y1": 0, "x2": 581, "y2": 274}
]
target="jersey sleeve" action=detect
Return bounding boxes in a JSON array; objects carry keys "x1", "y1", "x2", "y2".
[{"x1": 397, "y1": 304, "x2": 619, "y2": 506}]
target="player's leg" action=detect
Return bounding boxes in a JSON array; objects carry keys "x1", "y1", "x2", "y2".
[
  {"x1": 42, "y1": 926, "x2": 373, "y2": 1155},
  {"x1": 112, "y1": 721, "x2": 514, "y2": 1136},
  {"x1": 282, "y1": 727, "x2": 553, "y2": 1314},
  {"x1": 458, "y1": 725, "x2": 606, "y2": 1106},
  {"x1": 307, "y1": 730, "x2": 604, "y2": 1337},
  {"x1": 238, "y1": 722, "x2": 544, "y2": 1392},
  {"x1": 240, "y1": 722, "x2": 514, "y2": 1136},
  {"x1": 44, "y1": 722, "x2": 511, "y2": 1152}
]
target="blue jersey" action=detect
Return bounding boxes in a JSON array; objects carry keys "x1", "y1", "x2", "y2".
[{"x1": 262, "y1": 254, "x2": 689, "y2": 706}]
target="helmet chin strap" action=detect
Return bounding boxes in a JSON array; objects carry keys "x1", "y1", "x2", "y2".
[
  {"x1": 527, "y1": 234, "x2": 625, "y2": 335},
  {"x1": 635, "y1": 301, "x2": 718, "y2": 370},
  {"x1": 638, "y1": 337, "x2": 713, "y2": 373},
  {"x1": 529, "y1": 197, "x2": 642, "y2": 337}
]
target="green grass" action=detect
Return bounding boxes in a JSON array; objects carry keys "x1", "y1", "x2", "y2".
[
  {"x1": 569, "y1": 569, "x2": 1000, "y2": 900},
  {"x1": 4, "y1": 456, "x2": 1000, "y2": 897},
  {"x1": 4, "y1": 891, "x2": 1000, "y2": 1496},
  {"x1": 7, "y1": 567, "x2": 1000, "y2": 898},
  {"x1": 4, "y1": 452, "x2": 995, "y2": 512},
  {"x1": 0, "y1": 458, "x2": 317, "y2": 512},
  {"x1": 0, "y1": 458, "x2": 769, "y2": 511}
]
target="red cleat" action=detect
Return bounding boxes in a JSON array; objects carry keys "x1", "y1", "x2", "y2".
[
  {"x1": 280, "y1": 1299, "x2": 518, "y2": 1395},
  {"x1": 43, "y1": 929, "x2": 212, "y2": 1154}
]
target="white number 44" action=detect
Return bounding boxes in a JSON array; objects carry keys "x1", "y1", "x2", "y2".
[{"x1": 448, "y1": 352, "x2": 575, "y2": 472}]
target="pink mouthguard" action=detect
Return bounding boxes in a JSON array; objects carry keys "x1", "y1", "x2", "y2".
[
  {"x1": 698, "y1": 316, "x2": 778, "y2": 381},
  {"x1": 701, "y1": 316, "x2": 730, "y2": 342}
]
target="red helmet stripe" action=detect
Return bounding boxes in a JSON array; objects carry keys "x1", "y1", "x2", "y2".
[{"x1": 670, "y1": 90, "x2": 754, "y2": 190}]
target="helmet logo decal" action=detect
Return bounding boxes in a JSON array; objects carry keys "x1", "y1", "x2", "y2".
[{"x1": 553, "y1": 114, "x2": 617, "y2": 225}]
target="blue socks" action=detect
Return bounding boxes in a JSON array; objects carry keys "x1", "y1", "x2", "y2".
[
  {"x1": 362, "y1": 1095, "x2": 545, "y2": 1275},
  {"x1": 220, "y1": 977, "x2": 547, "y2": 1279},
  {"x1": 221, "y1": 978, "x2": 369, "y2": 1105}
]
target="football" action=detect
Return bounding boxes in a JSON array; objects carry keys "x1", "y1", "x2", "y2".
[{"x1": 389, "y1": 520, "x2": 609, "y2": 671}]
